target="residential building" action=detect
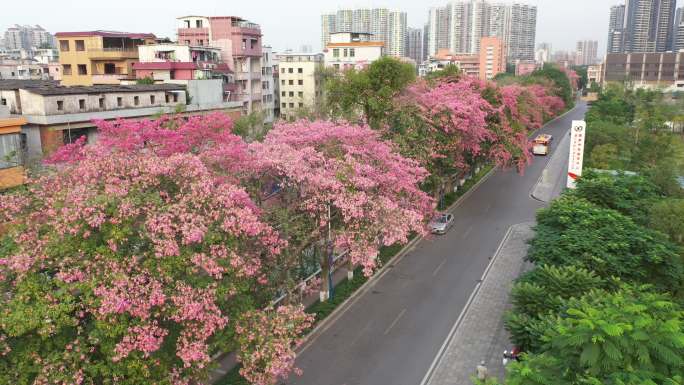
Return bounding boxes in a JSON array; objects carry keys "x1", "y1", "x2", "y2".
[
  {"x1": 0, "y1": 80, "x2": 242, "y2": 161},
  {"x1": 674, "y1": 6, "x2": 684, "y2": 51},
  {"x1": 428, "y1": 6, "x2": 451, "y2": 57},
  {"x1": 535, "y1": 42, "x2": 552, "y2": 64},
  {"x1": 608, "y1": 4, "x2": 626, "y2": 54},
  {"x1": 587, "y1": 64, "x2": 603, "y2": 85},
  {"x1": 0, "y1": 108, "x2": 27, "y2": 190},
  {"x1": 262, "y1": 46, "x2": 276, "y2": 123},
  {"x1": 0, "y1": 59, "x2": 49, "y2": 80},
  {"x1": 406, "y1": 27, "x2": 424, "y2": 66},
  {"x1": 515, "y1": 60, "x2": 538, "y2": 76},
  {"x1": 621, "y1": 0, "x2": 676, "y2": 53},
  {"x1": 321, "y1": 8, "x2": 407, "y2": 57},
  {"x1": 133, "y1": 44, "x2": 230, "y2": 83},
  {"x1": 272, "y1": 55, "x2": 280, "y2": 119},
  {"x1": 419, "y1": 49, "x2": 478, "y2": 77},
  {"x1": 479, "y1": 36, "x2": 505, "y2": 80},
  {"x1": 426, "y1": 1, "x2": 537, "y2": 61},
  {"x1": 177, "y1": 16, "x2": 263, "y2": 113},
  {"x1": 603, "y1": 52, "x2": 684, "y2": 90},
  {"x1": 324, "y1": 32, "x2": 384, "y2": 71},
  {"x1": 576, "y1": 40, "x2": 599, "y2": 65},
  {"x1": 55, "y1": 31, "x2": 156, "y2": 86},
  {"x1": 423, "y1": 23, "x2": 430, "y2": 62},
  {"x1": 3, "y1": 25, "x2": 54, "y2": 51},
  {"x1": 276, "y1": 52, "x2": 323, "y2": 121}
]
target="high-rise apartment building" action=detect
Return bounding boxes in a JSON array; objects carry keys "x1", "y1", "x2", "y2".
[
  {"x1": 262, "y1": 46, "x2": 276, "y2": 123},
  {"x1": 575, "y1": 40, "x2": 599, "y2": 65},
  {"x1": 177, "y1": 16, "x2": 263, "y2": 113},
  {"x1": 608, "y1": 5, "x2": 626, "y2": 53},
  {"x1": 406, "y1": 27, "x2": 424, "y2": 65},
  {"x1": 322, "y1": 8, "x2": 407, "y2": 57},
  {"x1": 3, "y1": 25, "x2": 54, "y2": 51},
  {"x1": 673, "y1": 7, "x2": 684, "y2": 51},
  {"x1": 622, "y1": 0, "x2": 676, "y2": 52},
  {"x1": 479, "y1": 36, "x2": 506, "y2": 80},
  {"x1": 426, "y1": 1, "x2": 537, "y2": 61},
  {"x1": 535, "y1": 42, "x2": 552, "y2": 64}
]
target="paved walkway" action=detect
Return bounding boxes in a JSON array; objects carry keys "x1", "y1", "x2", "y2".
[{"x1": 426, "y1": 223, "x2": 534, "y2": 385}]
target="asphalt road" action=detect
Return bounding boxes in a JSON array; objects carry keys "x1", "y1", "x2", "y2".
[{"x1": 287, "y1": 102, "x2": 588, "y2": 385}]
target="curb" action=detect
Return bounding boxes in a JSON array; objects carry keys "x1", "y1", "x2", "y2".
[
  {"x1": 418, "y1": 223, "x2": 531, "y2": 385},
  {"x1": 296, "y1": 166, "x2": 498, "y2": 354}
]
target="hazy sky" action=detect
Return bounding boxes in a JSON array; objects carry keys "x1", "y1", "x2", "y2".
[{"x1": 3, "y1": 0, "x2": 626, "y2": 55}]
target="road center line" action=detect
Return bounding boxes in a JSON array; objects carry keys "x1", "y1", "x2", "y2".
[
  {"x1": 432, "y1": 258, "x2": 447, "y2": 277},
  {"x1": 383, "y1": 308, "x2": 407, "y2": 335},
  {"x1": 463, "y1": 225, "x2": 473, "y2": 238}
]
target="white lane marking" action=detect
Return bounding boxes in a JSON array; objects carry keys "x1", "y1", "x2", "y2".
[
  {"x1": 432, "y1": 259, "x2": 447, "y2": 277},
  {"x1": 463, "y1": 225, "x2": 473, "y2": 238},
  {"x1": 383, "y1": 308, "x2": 407, "y2": 335}
]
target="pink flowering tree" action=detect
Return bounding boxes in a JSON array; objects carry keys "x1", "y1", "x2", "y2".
[
  {"x1": 249, "y1": 120, "x2": 434, "y2": 300},
  {"x1": 0, "y1": 146, "x2": 311, "y2": 384}
]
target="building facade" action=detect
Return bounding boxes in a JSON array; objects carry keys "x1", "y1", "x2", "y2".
[
  {"x1": 0, "y1": 113, "x2": 27, "y2": 190},
  {"x1": 56, "y1": 31, "x2": 156, "y2": 86},
  {"x1": 426, "y1": 1, "x2": 537, "y2": 61},
  {"x1": 324, "y1": 33, "x2": 384, "y2": 71},
  {"x1": 535, "y1": 42, "x2": 552, "y2": 64},
  {"x1": 3, "y1": 25, "x2": 54, "y2": 51},
  {"x1": 406, "y1": 27, "x2": 424, "y2": 66},
  {"x1": 321, "y1": 8, "x2": 407, "y2": 57},
  {"x1": 587, "y1": 64, "x2": 603, "y2": 86},
  {"x1": 177, "y1": 16, "x2": 263, "y2": 114},
  {"x1": 261, "y1": 46, "x2": 276, "y2": 123},
  {"x1": 276, "y1": 53, "x2": 323, "y2": 121},
  {"x1": 621, "y1": 0, "x2": 676, "y2": 53},
  {"x1": 603, "y1": 52, "x2": 684, "y2": 89},
  {"x1": 608, "y1": 5, "x2": 626, "y2": 54},
  {"x1": 479, "y1": 36, "x2": 505, "y2": 80},
  {"x1": 575, "y1": 40, "x2": 599, "y2": 65}
]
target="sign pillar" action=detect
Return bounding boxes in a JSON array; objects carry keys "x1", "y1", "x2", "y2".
[{"x1": 567, "y1": 120, "x2": 586, "y2": 189}]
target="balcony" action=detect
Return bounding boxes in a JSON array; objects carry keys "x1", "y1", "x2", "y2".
[
  {"x1": 89, "y1": 48, "x2": 139, "y2": 60},
  {"x1": 235, "y1": 72, "x2": 261, "y2": 81}
]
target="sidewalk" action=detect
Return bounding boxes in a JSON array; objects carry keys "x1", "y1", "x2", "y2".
[{"x1": 425, "y1": 223, "x2": 534, "y2": 385}]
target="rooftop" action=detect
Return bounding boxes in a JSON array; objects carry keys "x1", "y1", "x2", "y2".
[
  {"x1": 0, "y1": 80, "x2": 185, "y2": 95},
  {"x1": 55, "y1": 30, "x2": 156, "y2": 39}
]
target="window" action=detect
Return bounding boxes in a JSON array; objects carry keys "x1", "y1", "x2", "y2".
[
  {"x1": 99, "y1": 97, "x2": 105, "y2": 108},
  {"x1": 56, "y1": 100, "x2": 64, "y2": 111},
  {"x1": 62, "y1": 64, "x2": 72, "y2": 75},
  {"x1": 1, "y1": 98, "x2": 6, "y2": 106},
  {"x1": 165, "y1": 93, "x2": 171, "y2": 103},
  {"x1": 173, "y1": 93, "x2": 179, "y2": 103},
  {"x1": 184, "y1": 20, "x2": 191, "y2": 28},
  {"x1": 104, "y1": 63, "x2": 116, "y2": 75},
  {"x1": 298, "y1": 91, "x2": 303, "y2": 98},
  {"x1": 77, "y1": 64, "x2": 87, "y2": 75},
  {"x1": 150, "y1": 95, "x2": 155, "y2": 104},
  {"x1": 349, "y1": 48, "x2": 355, "y2": 57},
  {"x1": 288, "y1": 68, "x2": 293, "y2": 73},
  {"x1": 281, "y1": 79, "x2": 285, "y2": 85},
  {"x1": 343, "y1": 48, "x2": 348, "y2": 57},
  {"x1": 170, "y1": 70, "x2": 176, "y2": 80},
  {"x1": 198, "y1": 40, "x2": 204, "y2": 46},
  {"x1": 0, "y1": 133, "x2": 22, "y2": 169},
  {"x1": 78, "y1": 99, "x2": 85, "y2": 110},
  {"x1": 75, "y1": 40, "x2": 85, "y2": 51},
  {"x1": 333, "y1": 48, "x2": 339, "y2": 58},
  {"x1": 242, "y1": 39, "x2": 247, "y2": 50},
  {"x1": 333, "y1": 64, "x2": 340, "y2": 71},
  {"x1": 289, "y1": 91, "x2": 294, "y2": 97},
  {"x1": 281, "y1": 91, "x2": 286, "y2": 96},
  {"x1": 281, "y1": 68, "x2": 285, "y2": 74},
  {"x1": 184, "y1": 40, "x2": 191, "y2": 45},
  {"x1": 299, "y1": 102, "x2": 304, "y2": 108},
  {"x1": 289, "y1": 80, "x2": 293, "y2": 85},
  {"x1": 250, "y1": 39, "x2": 257, "y2": 49},
  {"x1": 134, "y1": 96, "x2": 140, "y2": 106},
  {"x1": 298, "y1": 80, "x2": 303, "y2": 85},
  {"x1": 59, "y1": 40, "x2": 69, "y2": 51},
  {"x1": 117, "y1": 97, "x2": 123, "y2": 107},
  {"x1": 281, "y1": 102, "x2": 286, "y2": 108},
  {"x1": 289, "y1": 103, "x2": 294, "y2": 108},
  {"x1": 196, "y1": 20, "x2": 203, "y2": 28},
  {"x1": 298, "y1": 68, "x2": 303, "y2": 73}
]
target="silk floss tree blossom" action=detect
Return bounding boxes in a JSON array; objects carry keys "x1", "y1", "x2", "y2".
[
  {"x1": 250, "y1": 120, "x2": 434, "y2": 300},
  {"x1": 0, "y1": 116, "x2": 313, "y2": 385}
]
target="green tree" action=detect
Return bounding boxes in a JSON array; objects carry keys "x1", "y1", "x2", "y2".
[
  {"x1": 136, "y1": 76, "x2": 155, "y2": 85},
  {"x1": 529, "y1": 196, "x2": 683, "y2": 292},
  {"x1": 326, "y1": 57, "x2": 416, "y2": 129},
  {"x1": 425, "y1": 64, "x2": 461, "y2": 81},
  {"x1": 650, "y1": 199, "x2": 684, "y2": 244}
]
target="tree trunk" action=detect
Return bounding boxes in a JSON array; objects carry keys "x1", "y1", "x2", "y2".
[{"x1": 347, "y1": 258, "x2": 354, "y2": 281}]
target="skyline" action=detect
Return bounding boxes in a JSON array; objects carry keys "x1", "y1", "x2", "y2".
[{"x1": 2, "y1": 0, "x2": 617, "y2": 56}]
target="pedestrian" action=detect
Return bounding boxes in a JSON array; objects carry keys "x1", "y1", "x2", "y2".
[{"x1": 476, "y1": 360, "x2": 488, "y2": 380}]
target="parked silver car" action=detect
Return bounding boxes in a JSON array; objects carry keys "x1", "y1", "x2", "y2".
[{"x1": 429, "y1": 213, "x2": 454, "y2": 234}]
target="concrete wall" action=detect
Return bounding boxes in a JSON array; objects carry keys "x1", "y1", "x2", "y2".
[
  {"x1": 0, "y1": 90, "x2": 21, "y2": 114},
  {"x1": 187, "y1": 79, "x2": 223, "y2": 106},
  {"x1": 324, "y1": 45, "x2": 383, "y2": 69},
  {"x1": 19, "y1": 89, "x2": 187, "y2": 116}
]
